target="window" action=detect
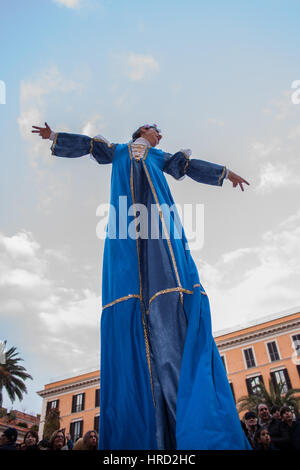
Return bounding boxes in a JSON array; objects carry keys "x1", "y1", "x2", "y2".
[
  {"x1": 46, "y1": 399, "x2": 59, "y2": 414},
  {"x1": 292, "y1": 334, "x2": 300, "y2": 357},
  {"x1": 243, "y1": 347, "x2": 256, "y2": 368},
  {"x1": 71, "y1": 393, "x2": 85, "y2": 413},
  {"x1": 70, "y1": 420, "x2": 83, "y2": 443},
  {"x1": 95, "y1": 389, "x2": 100, "y2": 408},
  {"x1": 270, "y1": 369, "x2": 291, "y2": 394},
  {"x1": 267, "y1": 341, "x2": 280, "y2": 362},
  {"x1": 246, "y1": 375, "x2": 264, "y2": 395},
  {"x1": 94, "y1": 415, "x2": 100, "y2": 433}
]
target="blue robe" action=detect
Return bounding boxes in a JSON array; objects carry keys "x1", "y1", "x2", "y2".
[{"x1": 51, "y1": 133, "x2": 252, "y2": 450}]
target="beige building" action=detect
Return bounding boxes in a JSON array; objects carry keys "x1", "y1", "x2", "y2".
[{"x1": 37, "y1": 307, "x2": 300, "y2": 441}]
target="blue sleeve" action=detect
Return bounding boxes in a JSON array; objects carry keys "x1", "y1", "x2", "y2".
[
  {"x1": 51, "y1": 132, "x2": 116, "y2": 164},
  {"x1": 163, "y1": 151, "x2": 227, "y2": 187}
]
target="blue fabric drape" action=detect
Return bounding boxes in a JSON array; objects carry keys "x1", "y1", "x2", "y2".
[{"x1": 52, "y1": 134, "x2": 251, "y2": 450}]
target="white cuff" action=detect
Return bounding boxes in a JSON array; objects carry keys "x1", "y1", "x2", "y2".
[
  {"x1": 49, "y1": 131, "x2": 56, "y2": 141},
  {"x1": 180, "y1": 148, "x2": 192, "y2": 158}
]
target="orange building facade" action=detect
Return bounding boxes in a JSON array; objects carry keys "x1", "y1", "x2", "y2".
[
  {"x1": 37, "y1": 308, "x2": 300, "y2": 441},
  {"x1": 215, "y1": 308, "x2": 300, "y2": 414},
  {"x1": 37, "y1": 370, "x2": 100, "y2": 442}
]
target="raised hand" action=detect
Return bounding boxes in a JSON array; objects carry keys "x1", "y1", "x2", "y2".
[
  {"x1": 31, "y1": 122, "x2": 52, "y2": 139},
  {"x1": 227, "y1": 170, "x2": 250, "y2": 192}
]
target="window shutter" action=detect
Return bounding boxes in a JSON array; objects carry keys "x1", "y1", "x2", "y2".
[
  {"x1": 297, "y1": 365, "x2": 300, "y2": 378},
  {"x1": 283, "y1": 369, "x2": 292, "y2": 390},
  {"x1": 56, "y1": 399, "x2": 60, "y2": 410},
  {"x1": 94, "y1": 415, "x2": 100, "y2": 432},
  {"x1": 79, "y1": 420, "x2": 83, "y2": 438},
  {"x1": 82, "y1": 393, "x2": 85, "y2": 411},
  {"x1": 70, "y1": 422, "x2": 75, "y2": 441},
  {"x1": 46, "y1": 402, "x2": 51, "y2": 414},
  {"x1": 71, "y1": 395, "x2": 76, "y2": 413},
  {"x1": 270, "y1": 371, "x2": 277, "y2": 390},
  {"x1": 245, "y1": 378, "x2": 252, "y2": 395}
]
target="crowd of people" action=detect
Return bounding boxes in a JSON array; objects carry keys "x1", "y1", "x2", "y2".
[
  {"x1": 0, "y1": 403, "x2": 299, "y2": 451},
  {"x1": 241, "y1": 404, "x2": 300, "y2": 451},
  {"x1": 0, "y1": 428, "x2": 98, "y2": 451}
]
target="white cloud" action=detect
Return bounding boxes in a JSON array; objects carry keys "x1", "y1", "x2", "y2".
[
  {"x1": 18, "y1": 65, "x2": 81, "y2": 171},
  {"x1": 127, "y1": 52, "x2": 159, "y2": 81},
  {"x1": 0, "y1": 269, "x2": 50, "y2": 289},
  {"x1": 196, "y1": 210, "x2": 300, "y2": 333},
  {"x1": 255, "y1": 162, "x2": 296, "y2": 193},
  {"x1": 0, "y1": 231, "x2": 40, "y2": 258},
  {"x1": 81, "y1": 114, "x2": 106, "y2": 137},
  {"x1": 53, "y1": 0, "x2": 81, "y2": 8},
  {"x1": 0, "y1": 231, "x2": 100, "y2": 374}
]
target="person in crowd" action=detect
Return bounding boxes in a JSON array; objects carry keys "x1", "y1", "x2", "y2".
[
  {"x1": 48, "y1": 429, "x2": 68, "y2": 450},
  {"x1": 73, "y1": 430, "x2": 99, "y2": 450},
  {"x1": 65, "y1": 432, "x2": 73, "y2": 450},
  {"x1": 20, "y1": 430, "x2": 39, "y2": 450},
  {"x1": 280, "y1": 406, "x2": 300, "y2": 451},
  {"x1": 256, "y1": 403, "x2": 290, "y2": 449},
  {"x1": 72, "y1": 437, "x2": 84, "y2": 450},
  {"x1": 0, "y1": 427, "x2": 18, "y2": 450},
  {"x1": 254, "y1": 427, "x2": 278, "y2": 451},
  {"x1": 257, "y1": 403, "x2": 271, "y2": 426},
  {"x1": 270, "y1": 406, "x2": 281, "y2": 421},
  {"x1": 38, "y1": 439, "x2": 50, "y2": 450},
  {"x1": 243, "y1": 411, "x2": 261, "y2": 449}
]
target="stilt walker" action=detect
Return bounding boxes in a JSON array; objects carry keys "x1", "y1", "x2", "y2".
[{"x1": 32, "y1": 122, "x2": 251, "y2": 450}]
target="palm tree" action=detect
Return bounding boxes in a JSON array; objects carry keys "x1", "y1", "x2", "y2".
[
  {"x1": 0, "y1": 343, "x2": 33, "y2": 409},
  {"x1": 237, "y1": 378, "x2": 300, "y2": 417}
]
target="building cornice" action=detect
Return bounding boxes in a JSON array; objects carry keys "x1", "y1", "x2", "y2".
[
  {"x1": 216, "y1": 319, "x2": 300, "y2": 350},
  {"x1": 37, "y1": 377, "x2": 100, "y2": 398}
]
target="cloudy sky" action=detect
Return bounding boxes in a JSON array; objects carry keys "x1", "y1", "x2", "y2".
[{"x1": 1, "y1": 0, "x2": 300, "y2": 415}]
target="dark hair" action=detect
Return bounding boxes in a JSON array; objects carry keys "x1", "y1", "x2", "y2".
[
  {"x1": 38, "y1": 439, "x2": 49, "y2": 449},
  {"x1": 132, "y1": 124, "x2": 161, "y2": 142},
  {"x1": 132, "y1": 126, "x2": 143, "y2": 142},
  {"x1": 280, "y1": 406, "x2": 291, "y2": 417},
  {"x1": 23, "y1": 430, "x2": 39, "y2": 445},
  {"x1": 270, "y1": 405, "x2": 280, "y2": 415},
  {"x1": 254, "y1": 426, "x2": 269, "y2": 443}
]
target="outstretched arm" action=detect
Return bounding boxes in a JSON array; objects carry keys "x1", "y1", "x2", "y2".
[
  {"x1": 163, "y1": 150, "x2": 249, "y2": 191},
  {"x1": 31, "y1": 122, "x2": 115, "y2": 165}
]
